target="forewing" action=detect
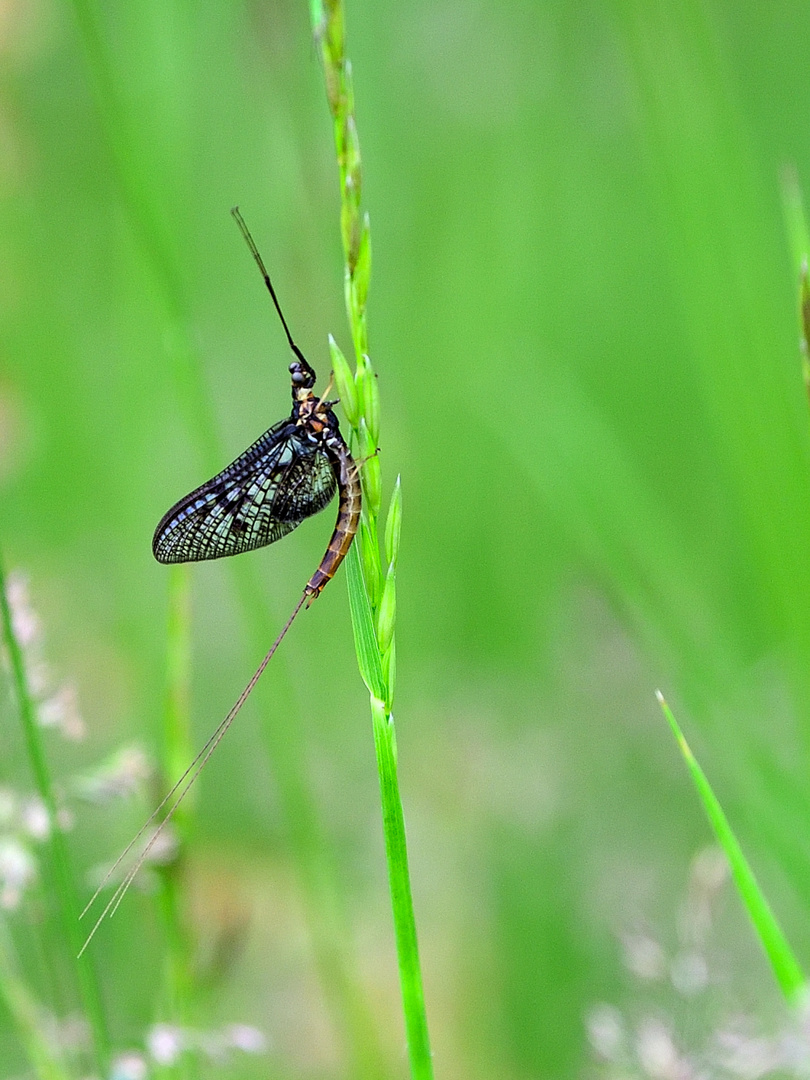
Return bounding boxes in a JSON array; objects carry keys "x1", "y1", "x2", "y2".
[{"x1": 153, "y1": 420, "x2": 337, "y2": 564}]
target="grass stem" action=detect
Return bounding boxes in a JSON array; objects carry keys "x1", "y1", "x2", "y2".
[{"x1": 311, "y1": 2, "x2": 435, "y2": 1074}]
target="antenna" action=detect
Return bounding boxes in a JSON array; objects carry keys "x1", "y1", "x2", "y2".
[{"x1": 231, "y1": 207, "x2": 312, "y2": 374}]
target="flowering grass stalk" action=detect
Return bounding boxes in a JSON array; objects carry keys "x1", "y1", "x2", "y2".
[
  {"x1": 310, "y1": 2, "x2": 434, "y2": 1075},
  {"x1": 0, "y1": 549, "x2": 110, "y2": 1072}
]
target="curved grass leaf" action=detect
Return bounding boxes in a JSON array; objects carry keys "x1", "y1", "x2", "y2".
[{"x1": 658, "y1": 692, "x2": 807, "y2": 1006}]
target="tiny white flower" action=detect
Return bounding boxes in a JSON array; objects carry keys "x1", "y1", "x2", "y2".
[
  {"x1": 586, "y1": 1004, "x2": 626, "y2": 1063},
  {"x1": 7, "y1": 572, "x2": 40, "y2": 647},
  {"x1": 147, "y1": 1023, "x2": 184, "y2": 1065},
  {"x1": 622, "y1": 932, "x2": 666, "y2": 980},
  {"x1": 20, "y1": 796, "x2": 50, "y2": 840},
  {"x1": 690, "y1": 845, "x2": 729, "y2": 893},
  {"x1": 670, "y1": 951, "x2": 708, "y2": 997},
  {"x1": 26, "y1": 657, "x2": 50, "y2": 699},
  {"x1": 52, "y1": 1012, "x2": 89, "y2": 1051},
  {"x1": 636, "y1": 1017, "x2": 689, "y2": 1080},
  {"x1": 76, "y1": 746, "x2": 153, "y2": 804},
  {"x1": 714, "y1": 1029, "x2": 781, "y2": 1079},
  {"x1": 0, "y1": 838, "x2": 36, "y2": 909},
  {"x1": 142, "y1": 825, "x2": 179, "y2": 868},
  {"x1": 110, "y1": 1052, "x2": 148, "y2": 1080},
  {"x1": 226, "y1": 1023, "x2": 268, "y2": 1054},
  {"x1": 39, "y1": 683, "x2": 85, "y2": 741}
]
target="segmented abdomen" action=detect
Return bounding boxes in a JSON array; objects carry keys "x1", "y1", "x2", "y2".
[{"x1": 306, "y1": 434, "x2": 361, "y2": 599}]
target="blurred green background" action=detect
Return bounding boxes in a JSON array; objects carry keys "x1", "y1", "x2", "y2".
[{"x1": 2, "y1": 0, "x2": 810, "y2": 1076}]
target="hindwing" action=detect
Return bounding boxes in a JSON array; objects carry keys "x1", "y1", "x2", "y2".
[{"x1": 153, "y1": 418, "x2": 337, "y2": 564}]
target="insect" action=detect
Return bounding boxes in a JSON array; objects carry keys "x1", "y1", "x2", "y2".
[
  {"x1": 154, "y1": 208, "x2": 360, "y2": 590},
  {"x1": 80, "y1": 209, "x2": 361, "y2": 951}
]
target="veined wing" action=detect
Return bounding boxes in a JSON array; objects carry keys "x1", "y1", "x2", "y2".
[{"x1": 153, "y1": 418, "x2": 337, "y2": 564}]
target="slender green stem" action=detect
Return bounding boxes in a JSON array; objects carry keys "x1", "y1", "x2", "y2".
[
  {"x1": 370, "y1": 698, "x2": 432, "y2": 1072},
  {"x1": 0, "y1": 548, "x2": 110, "y2": 1071},
  {"x1": 311, "y1": 2, "x2": 434, "y2": 1075}
]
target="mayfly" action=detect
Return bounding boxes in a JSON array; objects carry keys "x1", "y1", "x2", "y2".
[{"x1": 80, "y1": 209, "x2": 361, "y2": 951}]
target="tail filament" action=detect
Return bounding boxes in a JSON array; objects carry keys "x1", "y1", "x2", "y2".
[{"x1": 79, "y1": 590, "x2": 308, "y2": 956}]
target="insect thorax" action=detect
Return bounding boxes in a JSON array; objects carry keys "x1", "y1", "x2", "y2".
[{"x1": 294, "y1": 390, "x2": 337, "y2": 442}]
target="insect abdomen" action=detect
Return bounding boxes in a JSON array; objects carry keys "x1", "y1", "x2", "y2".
[{"x1": 306, "y1": 437, "x2": 361, "y2": 599}]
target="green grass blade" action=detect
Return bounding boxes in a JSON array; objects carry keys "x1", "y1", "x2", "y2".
[
  {"x1": 657, "y1": 692, "x2": 807, "y2": 1005},
  {"x1": 0, "y1": 548, "x2": 111, "y2": 1069}
]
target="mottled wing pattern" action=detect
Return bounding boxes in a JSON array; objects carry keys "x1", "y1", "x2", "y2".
[{"x1": 153, "y1": 418, "x2": 337, "y2": 564}]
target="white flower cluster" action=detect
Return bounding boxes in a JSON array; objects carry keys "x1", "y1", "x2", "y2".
[
  {"x1": 587, "y1": 1005, "x2": 810, "y2": 1080},
  {"x1": 586, "y1": 846, "x2": 809, "y2": 1079},
  {"x1": 0, "y1": 573, "x2": 158, "y2": 912},
  {"x1": 110, "y1": 1023, "x2": 268, "y2": 1078},
  {"x1": 73, "y1": 745, "x2": 152, "y2": 805},
  {"x1": 0, "y1": 784, "x2": 66, "y2": 908},
  {"x1": 5, "y1": 571, "x2": 84, "y2": 740}
]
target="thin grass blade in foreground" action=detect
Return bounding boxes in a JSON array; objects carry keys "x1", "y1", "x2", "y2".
[
  {"x1": 310, "y1": 1, "x2": 434, "y2": 1075},
  {"x1": 657, "y1": 692, "x2": 807, "y2": 1006},
  {"x1": 0, "y1": 549, "x2": 110, "y2": 1070}
]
